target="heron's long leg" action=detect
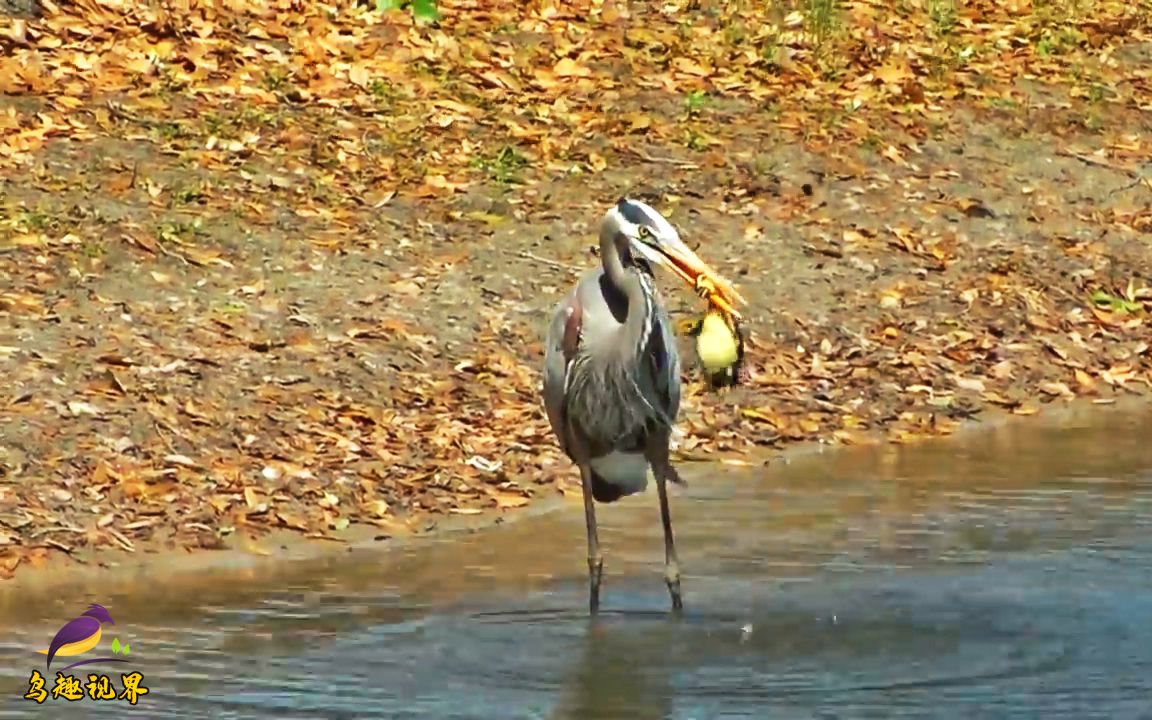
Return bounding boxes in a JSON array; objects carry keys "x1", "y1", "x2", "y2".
[
  {"x1": 577, "y1": 461, "x2": 603, "y2": 615},
  {"x1": 655, "y1": 468, "x2": 683, "y2": 613}
]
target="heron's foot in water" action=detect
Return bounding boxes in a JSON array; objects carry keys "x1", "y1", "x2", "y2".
[
  {"x1": 587, "y1": 552, "x2": 603, "y2": 615},
  {"x1": 664, "y1": 560, "x2": 684, "y2": 613}
]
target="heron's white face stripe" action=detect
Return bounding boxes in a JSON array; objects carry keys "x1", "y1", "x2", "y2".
[
  {"x1": 616, "y1": 198, "x2": 680, "y2": 242},
  {"x1": 630, "y1": 239, "x2": 667, "y2": 268},
  {"x1": 604, "y1": 200, "x2": 685, "y2": 274}
]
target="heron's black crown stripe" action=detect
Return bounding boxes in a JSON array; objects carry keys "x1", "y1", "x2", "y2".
[{"x1": 616, "y1": 198, "x2": 657, "y2": 229}]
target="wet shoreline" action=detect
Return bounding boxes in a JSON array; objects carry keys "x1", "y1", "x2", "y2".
[
  {"x1": 4, "y1": 394, "x2": 1152, "y2": 718},
  {"x1": 1, "y1": 394, "x2": 1148, "y2": 620}
]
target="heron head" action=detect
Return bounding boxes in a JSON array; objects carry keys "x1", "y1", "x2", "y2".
[{"x1": 605, "y1": 198, "x2": 745, "y2": 318}]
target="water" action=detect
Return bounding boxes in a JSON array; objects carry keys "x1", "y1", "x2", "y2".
[{"x1": 2, "y1": 405, "x2": 1152, "y2": 719}]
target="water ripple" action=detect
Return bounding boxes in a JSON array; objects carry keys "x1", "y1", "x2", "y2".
[{"x1": 3, "y1": 411, "x2": 1152, "y2": 718}]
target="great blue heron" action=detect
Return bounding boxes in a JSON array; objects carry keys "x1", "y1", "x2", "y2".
[{"x1": 542, "y1": 198, "x2": 744, "y2": 614}]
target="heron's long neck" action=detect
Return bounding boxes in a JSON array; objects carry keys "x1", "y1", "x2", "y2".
[{"x1": 600, "y1": 230, "x2": 653, "y2": 362}]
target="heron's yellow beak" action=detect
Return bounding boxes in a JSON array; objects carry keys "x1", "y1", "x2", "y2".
[{"x1": 658, "y1": 244, "x2": 746, "y2": 320}]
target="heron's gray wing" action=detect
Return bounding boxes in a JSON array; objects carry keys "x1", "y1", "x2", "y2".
[
  {"x1": 648, "y1": 302, "x2": 681, "y2": 425},
  {"x1": 542, "y1": 289, "x2": 583, "y2": 458},
  {"x1": 640, "y1": 299, "x2": 685, "y2": 486}
]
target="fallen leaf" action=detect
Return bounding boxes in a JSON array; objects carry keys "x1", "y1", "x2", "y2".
[{"x1": 553, "y1": 58, "x2": 592, "y2": 78}]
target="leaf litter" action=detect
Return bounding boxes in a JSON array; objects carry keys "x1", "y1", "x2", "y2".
[{"x1": 0, "y1": 0, "x2": 1151, "y2": 577}]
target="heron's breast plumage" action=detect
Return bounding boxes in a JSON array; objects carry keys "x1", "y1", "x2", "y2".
[{"x1": 567, "y1": 323, "x2": 677, "y2": 442}]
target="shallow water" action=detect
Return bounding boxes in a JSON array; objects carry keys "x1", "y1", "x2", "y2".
[{"x1": 3, "y1": 405, "x2": 1152, "y2": 719}]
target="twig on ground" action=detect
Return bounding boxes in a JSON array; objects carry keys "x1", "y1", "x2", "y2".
[
  {"x1": 623, "y1": 146, "x2": 701, "y2": 170},
  {"x1": 516, "y1": 250, "x2": 581, "y2": 274},
  {"x1": 154, "y1": 239, "x2": 190, "y2": 265},
  {"x1": 1108, "y1": 174, "x2": 1152, "y2": 197},
  {"x1": 1056, "y1": 149, "x2": 1149, "y2": 197},
  {"x1": 1057, "y1": 149, "x2": 1139, "y2": 177},
  {"x1": 43, "y1": 539, "x2": 75, "y2": 555}
]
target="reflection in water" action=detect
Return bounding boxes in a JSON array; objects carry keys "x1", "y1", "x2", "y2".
[
  {"x1": 0, "y1": 404, "x2": 1151, "y2": 718},
  {"x1": 550, "y1": 619, "x2": 675, "y2": 720}
]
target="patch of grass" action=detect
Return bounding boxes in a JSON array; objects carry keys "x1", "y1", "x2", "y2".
[
  {"x1": 170, "y1": 181, "x2": 210, "y2": 206},
  {"x1": 1032, "y1": 0, "x2": 1086, "y2": 20},
  {"x1": 757, "y1": 100, "x2": 781, "y2": 124},
  {"x1": 239, "y1": 107, "x2": 286, "y2": 134},
  {"x1": 472, "y1": 145, "x2": 528, "y2": 185},
  {"x1": 684, "y1": 90, "x2": 710, "y2": 118},
  {"x1": 410, "y1": 58, "x2": 450, "y2": 83},
  {"x1": 157, "y1": 218, "x2": 205, "y2": 243},
  {"x1": 723, "y1": 20, "x2": 749, "y2": 46},
  {"x1": 1033, "y1": 25, "x2": 1085, "y2": 57},
  {"x1": 1074, "y1": 107, "x2": 1105, "y2": 132},
  {"x1": 374, "y1": 0, "x2": 439, "y2": 22},
  {"x1": 683, "y1": 128, "x2": 707, "y2": 151},
  {"x1": 202, "y1": 112, "x2": 230, "y2": 138},
  {"x1": 814, "y1": 104, "x2": 848, "y2": 135},
  {"x1": 156, "y1": 65, "x2": 187, "y2": 94},
  {"x1": 261, "y1": 68, "x2": 289, "y2": 92},
  {"x1": 308, "y1": 175, "x2": 337, "y2": 204},
  {"x1": 197, "y1": 108, "x2": 286, "y2": 143},
  {"x1": 212, "y1": 299, "x2": 250, "y2": 316},
  {"x1": 928, "y1": 0, "x2": 957, "y2": 37},
  {"x1": 152, "y1": 121, "x2": 188, "y2": 142},
  {"x1": 987, "y1": 96, "x2": 1019, "y2": 111},
  {"x1": 13, "y1": 206, "x2": 56, "y2": 232},
  {"x1": 676, "y1": 19, "x2": 696, "y2": 43},
  {"x1": 926, "y1": 118, "x2": 952, "y2": 140},
  {"x1": 369, "y1": 78, "x2": 397, "y2": 105},
  {"x1": 1091, "y1": 285, "x2": 1144, "y2": 314},
  {"x1": 750, "y1": 154, "x2": 781, "y2": 176},
  {"x1": 803, "y1": 0, "x2": 840, "y2": 53},
  {"x1": 860, "y1": 132, "x2": 883, "y2": 152},
  {"x1": 758, "y1": 30, "x2": 782, "y2": 65}
]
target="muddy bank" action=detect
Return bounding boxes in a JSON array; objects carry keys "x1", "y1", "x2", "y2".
[
  {"x1": 1, "y1": 2, "x2": 1151, "y2": 579},
  {"x1": 0, "y1": 394, "x2": 1147, "y2": 613}
]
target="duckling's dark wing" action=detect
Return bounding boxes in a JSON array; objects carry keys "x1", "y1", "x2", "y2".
[
  {"x1": 731, "y1": 319, "x2": 749, "y2": 385},
  {"x1": 733, "y1": 319, "x2": 746, "y2": 362}
]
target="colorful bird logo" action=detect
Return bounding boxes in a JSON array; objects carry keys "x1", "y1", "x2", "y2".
[{"x1": 36, "y1": 603, "x2": 130, "y2": 673}]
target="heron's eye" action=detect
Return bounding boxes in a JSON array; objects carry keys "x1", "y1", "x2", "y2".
[{"x1": 637, "y1": 225, "x2": 652, "y2": 240}]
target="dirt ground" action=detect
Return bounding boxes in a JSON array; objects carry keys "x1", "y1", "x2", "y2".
[{"x1": 1, "y1": 1, "x2": 1151, "y2": 578}]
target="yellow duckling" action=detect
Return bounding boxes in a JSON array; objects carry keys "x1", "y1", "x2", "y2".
[{"x1": 684, "y1": 308, "x2": 747, "y2": 389}]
